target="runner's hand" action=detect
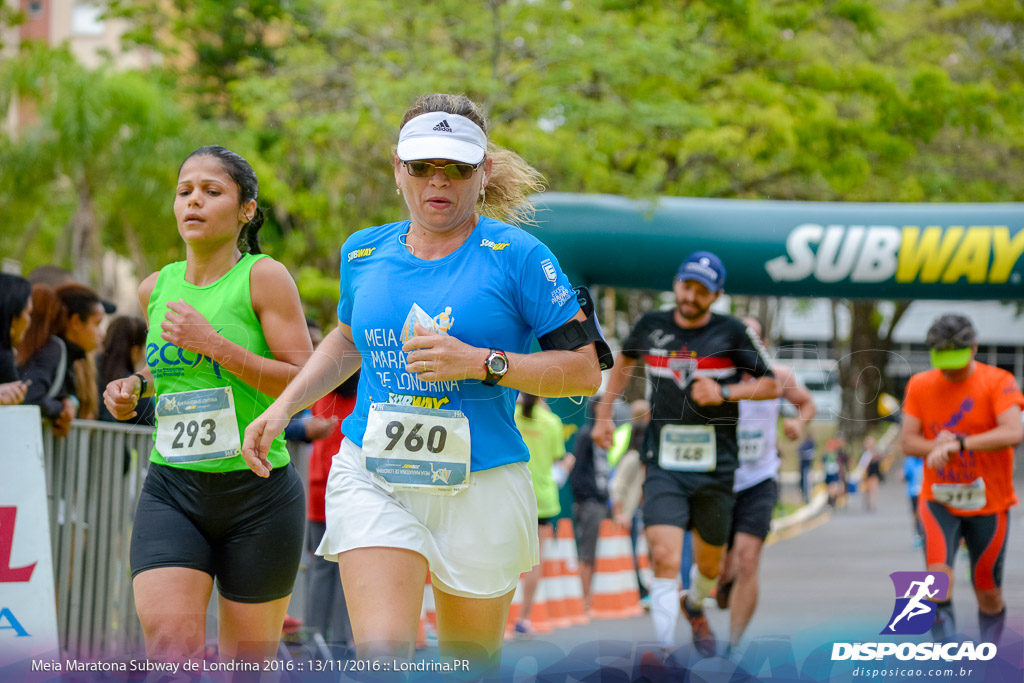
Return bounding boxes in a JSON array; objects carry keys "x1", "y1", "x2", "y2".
[
  {"x1": 403, "y1": 322, "x2": 484, "y2": 383},
  {"x1": 925, "y1": 440, "x2": 958, "y2": 469},
  {"x1": 782, "y1": 417, "x2": 803, "y2": 442},
  {"x1": 242, "y1": 405, "x2": 291, "y2": 478},
  {"x1": 161, "y1": 299, "x2": 218, "y2": 355},
  {"x1": 691, "y1": 376, "x2": 724, "y2": 406},
  {"x1": 305, "y1": 415, "x2": 339, "y2": 441},
  {"x1": 103, "y1": 376, "x2": 142, "y2": 420},
  {"x1": 934, "y1": 430, "x2": 958, "y2": 445},
  {"x1": 591, "y1": 418, "x2": 615, "y2": 449}
]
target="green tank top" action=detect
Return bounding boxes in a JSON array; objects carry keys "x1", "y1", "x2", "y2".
[{"x1": 146, "y1": 253, "x2": 290, "y2": 472}]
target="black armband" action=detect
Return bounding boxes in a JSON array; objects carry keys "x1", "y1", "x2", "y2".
[{"x1": 538, "y1": 286, "x2": 614, "y2": 370}]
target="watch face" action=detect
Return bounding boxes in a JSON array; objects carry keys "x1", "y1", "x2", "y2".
[{"x1": 488, "y1": 354, "x2": 508, "y2": 375}]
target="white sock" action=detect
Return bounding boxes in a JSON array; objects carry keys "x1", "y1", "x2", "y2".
[
  {"x1": 650, "y1": 577, "x2": 680, "y2": 649},
  {"x1": 685, "y1": 566, "x2": 717, "y2": 611}
]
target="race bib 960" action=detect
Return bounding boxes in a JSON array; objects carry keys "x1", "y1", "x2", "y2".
[{"x1": 362, "y1": 403, "x2": 471, "y2": 495}]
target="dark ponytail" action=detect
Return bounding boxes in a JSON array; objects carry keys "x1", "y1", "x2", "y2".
[
  {"x1": 181, "y1": 145, "x2": 264, "y2": 254},
  {"x1": 239, "y1": 206, "x2": 265, "y2": 255}
]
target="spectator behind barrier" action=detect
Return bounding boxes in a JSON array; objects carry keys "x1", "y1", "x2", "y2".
[
  {"x1": 55, "y1": 283, "x2": 106, "y2": 420},
  {"x1": 97, "y1": 316, "x2": 154, "y2": 426},
  {"x1": 0, "y1": 273, "x2": 32, "y2": 404},
  {"x1": 18, "y1": 285, "x2": 75, "y2": 435}
]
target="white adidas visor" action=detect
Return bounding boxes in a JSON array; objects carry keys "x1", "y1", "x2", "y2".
[{"x1": 397, "y1": 112, "x2": 487, "y2": 164}]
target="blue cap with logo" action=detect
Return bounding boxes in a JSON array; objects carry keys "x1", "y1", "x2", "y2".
[{"x1": 676, "y1": 251, "x2": 726, "y2": 292}]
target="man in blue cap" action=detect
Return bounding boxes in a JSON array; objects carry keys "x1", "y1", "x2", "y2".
[{"x1": 594, "y1": 251, "x2": 777, "y2": 662}]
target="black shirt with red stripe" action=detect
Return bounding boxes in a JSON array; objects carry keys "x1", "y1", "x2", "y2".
[{"x1": 621, "y1": 310, "x2": 774, "y2": 475}]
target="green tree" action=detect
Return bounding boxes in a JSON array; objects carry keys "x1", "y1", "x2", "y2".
[
  {"x1": 9, "y1": 1, "x2": 1024, "y2": 418},
  {"x1": 0, "y1": 44, "x2": 195, "y2": 288}
]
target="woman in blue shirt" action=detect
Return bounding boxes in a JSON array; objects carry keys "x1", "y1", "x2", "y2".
[{"x1": 243, "y1": 93, "x2": 601, "y2": 666}]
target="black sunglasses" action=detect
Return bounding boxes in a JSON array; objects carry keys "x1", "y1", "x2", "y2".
[{"x1": 404, "y1": 160, "x2": 481, "y2": 180}]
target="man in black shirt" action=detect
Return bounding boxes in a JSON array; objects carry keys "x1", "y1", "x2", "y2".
[{"x1": 593, "y1": 251, "x2": 777, "y2": 658}]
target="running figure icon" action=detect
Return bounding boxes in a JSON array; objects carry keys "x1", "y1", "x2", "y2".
[{"x1": 888, "y1": 575, "x2": 940, "y2": 632}]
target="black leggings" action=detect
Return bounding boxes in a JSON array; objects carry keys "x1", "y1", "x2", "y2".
[{"x1": 130, "y1": 462, "x2": 305, "y2": 603}]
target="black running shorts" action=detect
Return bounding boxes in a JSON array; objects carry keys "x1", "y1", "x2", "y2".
[
  {"x1": 642, "y1": 464, "x2": 735, "y2": 547},
  {"x1": 130, "y1": 462, "x2": 306, "y2": 603},
  {"x1": 730, "y1": 478, "x2": 778, "y2": 543}
]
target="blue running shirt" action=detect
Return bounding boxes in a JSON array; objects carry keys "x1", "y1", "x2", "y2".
[{"x1": 337, "y1": 217, "x2": 581, "y2": 472}]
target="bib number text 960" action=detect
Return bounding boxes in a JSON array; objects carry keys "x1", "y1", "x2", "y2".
[{"x1": 384, "y1": 421, "x2": 447, "y2": 454}]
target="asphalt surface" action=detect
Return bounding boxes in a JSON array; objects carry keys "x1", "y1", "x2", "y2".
[
  {"x1": 489, "y1": 455, "x2": 1024, "y2": 680},
  {"x1": 274, "y1": 452, "x2": 1023, "y2": 682}
]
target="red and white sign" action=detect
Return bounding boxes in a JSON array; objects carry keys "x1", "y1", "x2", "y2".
[{"x1": 0, "y1": 406, "x2": 59, "y2": 665}]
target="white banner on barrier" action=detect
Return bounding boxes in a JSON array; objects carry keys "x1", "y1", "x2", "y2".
[{"x1": 0, "y1": 406, "x2": 60, "y2": 665}]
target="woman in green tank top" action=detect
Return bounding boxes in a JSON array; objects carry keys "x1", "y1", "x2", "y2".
[{"x1": 103, "y1": 146, "x2": 312, "y2": 665}]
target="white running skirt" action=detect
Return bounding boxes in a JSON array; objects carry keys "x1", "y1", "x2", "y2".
[{"x1": 317, "y1": 438, "x2": 539, "y2": 599}]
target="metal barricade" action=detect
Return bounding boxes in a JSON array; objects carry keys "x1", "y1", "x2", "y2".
[{"x1": 41, "y1": 419, "x2": 154, "y2": 659}]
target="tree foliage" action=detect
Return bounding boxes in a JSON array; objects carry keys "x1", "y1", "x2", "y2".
[
  {"x1": 99, "y1": 0, "x2": 1024, "y2": 272},
  {"x1": 0, "y1": 44, "x2": 198, "y2": 282},
  {"x1": 5, "y1": 2, "x2": 1024, "y2": 418}
]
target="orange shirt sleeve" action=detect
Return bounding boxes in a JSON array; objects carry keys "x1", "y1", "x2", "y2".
[{"x1": 990, "y1": 367, "x2": 1024, "y2": 417}]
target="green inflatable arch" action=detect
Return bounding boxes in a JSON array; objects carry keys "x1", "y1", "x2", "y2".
[
  {"x1": 527, "y1": 193, "x2": 1024, "y2": 300},
  {"x1": 525, "y1": 193, "x2": 1024, "y2": 478}
]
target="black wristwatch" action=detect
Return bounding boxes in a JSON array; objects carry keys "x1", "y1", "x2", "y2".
[
  {"x1": 482, "y1": 349, "x2": 509, "y2": 386},
  {"x1": 957, "y1": 435, "x2": 966, "y2": 452},
  {"x1": 720, "y1": 383, "x2": 732, "y2": 401},
  {"x1": 133, "y1": 372, "x2": 148, "y2": 397}
]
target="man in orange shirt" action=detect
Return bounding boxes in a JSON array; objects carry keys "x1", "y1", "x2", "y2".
[{"x1": 901, "y1": 314, "x2": 1022, "y2": 644}]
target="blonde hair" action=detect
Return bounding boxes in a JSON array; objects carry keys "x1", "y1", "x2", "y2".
[{"x1": 400, "y1": 93, "x2": 545, "y2": 227}]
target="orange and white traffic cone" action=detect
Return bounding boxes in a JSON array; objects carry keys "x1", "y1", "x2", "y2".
[
  {"x1": 528, "y1": 570, "x2": 554, "y2": 634},
  {"x1": 541, "y1": 524, "x2": 571, "y2": 629},
  {"x1": 590, "y1": 519, "x2": 643, "y2": 619}
]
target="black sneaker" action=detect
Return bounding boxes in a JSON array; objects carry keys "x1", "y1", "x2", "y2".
[{"x1": 680, "y1": 595, "x2": 717, "y2": 657}]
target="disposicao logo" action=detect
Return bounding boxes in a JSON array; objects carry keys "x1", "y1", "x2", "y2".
[
  {"x1": 882, "y1": 571, "x2": 949, "y2": 635},
  {"x1": 830, "y1": 570, "x2": 997, "y2": 663}
]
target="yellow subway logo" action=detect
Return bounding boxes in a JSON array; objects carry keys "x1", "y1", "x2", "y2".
[
  {"x1": 347, "y1": 247, "x2": 377, "y2": 262},
  {"x1": 764, "y1": 225, "x2": 1024, "y2": 285},
  {"x1": 387, "y1": 392, "x2": 451, "y2": 410}
]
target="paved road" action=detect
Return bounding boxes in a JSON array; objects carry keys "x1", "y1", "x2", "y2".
[
  {"x1": 278, "y1": 453, "x2": 1023, "y2": 681},
  {"x1": 493, "y1": 454, "x2": 1024, "y2": 678}
]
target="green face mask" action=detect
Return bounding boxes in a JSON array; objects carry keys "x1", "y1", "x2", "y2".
[{"x1": 930, "y1": 347, "x2": 972, "y2": 370}]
